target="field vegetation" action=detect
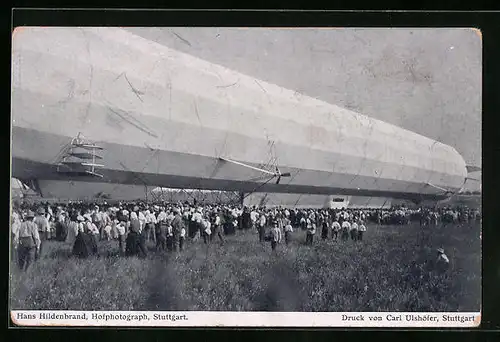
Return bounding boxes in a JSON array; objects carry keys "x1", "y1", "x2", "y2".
[{"x1": 10, "y1": 222, "x2": 480, "y2": 312}]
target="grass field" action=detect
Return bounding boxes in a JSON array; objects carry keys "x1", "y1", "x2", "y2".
[{"x1": 9, "y1": 222, "x2": 481, "y2": 312}]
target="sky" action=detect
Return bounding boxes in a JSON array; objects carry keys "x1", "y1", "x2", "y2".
[{"x1": 125, "y1": 27, "x2": 482, "y2": 191}]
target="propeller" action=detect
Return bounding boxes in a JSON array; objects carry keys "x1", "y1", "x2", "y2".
[{"x1": 274, "y1": 166, "x2": 291, "y2": 184}]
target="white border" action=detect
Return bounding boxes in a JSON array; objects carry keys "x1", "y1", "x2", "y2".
[{"x1": 11, "y1": 311, "x2": 481, "y2": 327}]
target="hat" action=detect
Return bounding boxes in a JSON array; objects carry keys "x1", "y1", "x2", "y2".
[
  {"x1": 77, "y1": 215, "x2": 85, "y2": 222},
  {"x1": 25, "y1": 210, "x2": 35, "y2": 218},
  {"x1": 437, "y1": 248, "x2": 445, "y2": 254},
  {"x1": 37, "y1": 207, "x2": 46, "y2": 214}
]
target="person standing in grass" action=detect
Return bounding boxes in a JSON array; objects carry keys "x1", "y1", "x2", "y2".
[
  {"x1": 155, "y1": 217, "x2": 168, "y2": 252},
  {"x1": 65, "y1": 215, "x2": 79, "y2": 247},
  {"x1": 320, "y1": 213, "x2": 329, "y2": 240},
  {"x1": 34, "y1": 207, "x2": 49, "y2": 260},
  {"x1": 72, "y1": 220, "x2": 98, "y2": 259},
  {"x1": 350, "y1": 220, "x2": 359, "y2": 241},
  {"x1": 129, "y1": 212, "x2": 147, "y2": 255},
  {"x1": 191, "y1": 207, "x2": 203, "y2": 240},
  {"x1": 202, "y1": 217, "x2": 212, "y2": 244},
  {"x1": 84, "y1": 215, "x2": 100, "y2": 248},
  {"x1": 171, "y1": 207, "x2": 184, "y2": 252},
  {"x1": 125, "y1": 217, "x2": 147, "y2": 258},
  {"x1": 258, "y1": 212, "x2": 267, "y2": 242},
  {"x1": 300, "y1": 216, "x2": 307, "y2": 231},
  {"x1": 270, "y1": 221, "x2": 282, "y2": 251},
  {"x1": 241, "y1": 206, "x2": 251, "y2": 230},
  {"x1": 91, "y1": 205, "x2": 103, "y2": 240},
  {"x1": 115, "y1": 219, "x2": 127, "y2": 255},
  {"x1": 55, "y1": 207, "x2": 67, "y2": 242},
  {"x1": 250, "y1": 207, "x2": 259, "y2": 231},
  {"x1": 357, "y1": 221, "x2": 366, "y2": 241},
  {"x1": 179, "y1": 225, "x2": 186, "y2": 251},
  {"x1": 305, "y1": 217, "x2": 316, "y2": 245},
  {"x1": 341, "y1": 220, "x2": 350, "y2": 241},
  {"x1": 331, "y1": 219, "x2": 341, "y2": 241},
  {"x1": 284, "y1": 218, "x2": 293, "y2": 245},
  {"x1": 15, "y1": 210, "x2": 41, "y2": 271},
  {"x1": 211, "y1": 210, "x2": 225, "y2": 245}
]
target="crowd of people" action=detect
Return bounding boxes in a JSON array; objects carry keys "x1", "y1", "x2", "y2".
[{"x1": 10, "y1": 199, "x2": 480, "y2": 271}]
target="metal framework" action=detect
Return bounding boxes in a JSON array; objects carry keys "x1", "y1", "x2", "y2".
[{"x1": 56, "y1": 133, "x2": 104, "y2": 178}]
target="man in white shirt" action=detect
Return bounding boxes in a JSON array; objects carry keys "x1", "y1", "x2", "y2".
[
  {"x1": 284, "y1": 218, "x2": 293, "y2": 245},
  {"x1": 191, "y1": 208, "x2": 203, "y2": 239},
  {"x1": 179, "y1": 224, "x2": 186, "y2": 251},
  {"x1": 270, "y1": 221, "x2": 282, "y2": 251},
  {"x1": 103, "y1": 223, "x2": 113, "y2": 241},
  {"x1": 331, "y1": 220, "x2": 341, "y2": 241},
  {"x1": 157, "y1": 208, "x2": 167, "y2": 223},
  {"x1": 144, "y1": 210, "x2": 157, "y2": 244},
  {"x1": 341, "y1": 220, "x2": 351, "y2": 241},
  {"x1": 258, "y1": 213, "x2": 267, "y2": 242},
  {"x1": 202, "y1": 218, "x2": 211, "y2": 244},
  {"x1": 345, "y1": 211, "x2": 350, "y2": 222},
  {"x1": 138, "y1": 210, "x2": 147, "y2": 232},
  {"x1": 300, "y1": 216, "x2": 307, "y2": 231},
  {"x1": 210, "y1": 211, "x2": 224, "y2": 245},
  {"x1": 34, "y1": 208, "x2": 50, "y2": 259},
  {"x1": 231, "y1": 208, "x2": 239, "y2": 230},
  {"x1": 16, "y1": 210, "x2": 41, "y2": 271},
  {"x1": 250, "y1": 208, "x2": 258, "y2": 230},
  {"x1": 306, "y1": 218, "x2": 315, "y2": 245}
]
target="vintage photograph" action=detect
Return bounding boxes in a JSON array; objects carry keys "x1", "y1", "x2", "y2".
[{"x1": 10, "y1": 27, "x2": 481, "y2": 321}]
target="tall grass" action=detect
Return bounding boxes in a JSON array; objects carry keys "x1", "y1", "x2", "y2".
[{"x1": 9, "y1": 222, "x2": 480, "y2": 312}]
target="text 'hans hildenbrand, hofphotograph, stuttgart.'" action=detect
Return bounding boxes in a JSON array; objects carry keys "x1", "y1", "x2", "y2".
[{"x1": 9, "y1": 26, "x2": 481, "y2": 327}]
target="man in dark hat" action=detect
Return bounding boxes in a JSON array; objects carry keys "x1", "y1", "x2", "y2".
[{"x1": 16, "y1": 210, "x2": 41, "y2": 271}]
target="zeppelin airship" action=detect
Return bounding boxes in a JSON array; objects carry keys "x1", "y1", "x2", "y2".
[{"x1": 11, "y1": 27, "x2": 476, "y2": 205}]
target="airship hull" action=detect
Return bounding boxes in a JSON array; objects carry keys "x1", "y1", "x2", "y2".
[{"x1": 11, "y1": 27, "x2": 468, "y2": 202}]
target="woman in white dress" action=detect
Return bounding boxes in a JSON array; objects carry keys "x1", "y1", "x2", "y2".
[{"x1": 66, "y1": 215, "x2": 83, "y2": 247}]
